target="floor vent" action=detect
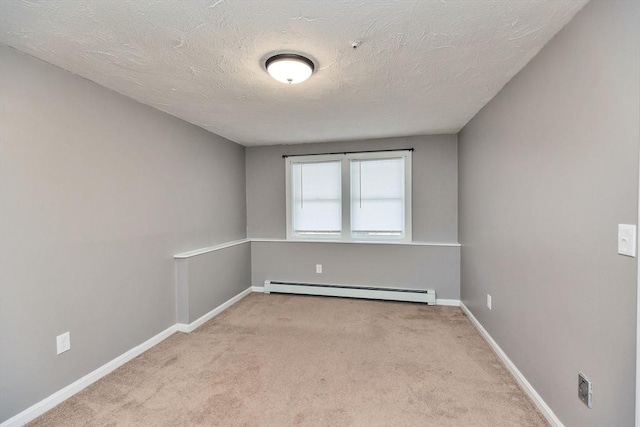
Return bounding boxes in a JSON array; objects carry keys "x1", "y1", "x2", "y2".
[{"x1": 263, "y1": 281, "x2": 436, "y2": 305}]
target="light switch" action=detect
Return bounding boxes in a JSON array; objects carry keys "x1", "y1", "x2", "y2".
[{"x1": 618, "y1": 224, "x2": 637, "y2": 257}]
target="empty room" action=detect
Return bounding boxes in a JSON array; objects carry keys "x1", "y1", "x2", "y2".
[{"x1": 1, "y1": 0, "x2": 638, "y2": 426}]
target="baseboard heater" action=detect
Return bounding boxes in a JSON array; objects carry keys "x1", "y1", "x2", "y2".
[{"x1": 263, "y1": 281, "x2": 436, "y2": 305}]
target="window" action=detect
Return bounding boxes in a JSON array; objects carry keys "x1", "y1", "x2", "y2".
[
  {"x1": 291, "y1": 160, "x2": 342, "y2": 238},
  {"x1": 285, "y1": 150, "x2": 412, "y2": 242}
]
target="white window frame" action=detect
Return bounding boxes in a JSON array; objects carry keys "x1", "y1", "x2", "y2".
[{"x1": 285, "y1": 150, "x2": 412, "y2": 242}]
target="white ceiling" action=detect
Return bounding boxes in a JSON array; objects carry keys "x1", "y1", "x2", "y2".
[{"x1": 0, "y1": 0, "x2": 588, "y2": 146}]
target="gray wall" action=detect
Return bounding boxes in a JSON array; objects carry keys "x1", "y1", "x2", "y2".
[
  {"x1": 246, "y1": 135, "x2": 458, "y2": 242},
  {"x1": 179, "y1": 243, "x2": 252, "y2": 324},
  {"x1": 246, "y1": 135, "x2": 460, "y2": 298},
  {"x1": 0, "y1": 46, "x2": 247, "y2": 422},
  {"x1": 252, "y1": 242, "x2": 460, "y2": 299},
  {"x1": 458, "y1": 1, "x2": 639, "y2": 426}
]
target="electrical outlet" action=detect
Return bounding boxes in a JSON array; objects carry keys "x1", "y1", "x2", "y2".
[
  {"x1": 578, "y1": 373, "x2": 593, "y2": 408},
  {"x1": 487, "y1": 294, "x2": 492, "y2": 310},
  {"x1": 316, "y1": 264, "x2": 322, "y2": 274},
  {"x1": 56, "y1": 332, "x2": 71, "y2": 355}
]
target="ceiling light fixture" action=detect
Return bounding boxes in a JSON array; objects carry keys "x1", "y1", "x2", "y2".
[{"x1": 265, "y1": 53, "x2": 315, "y2": 84}]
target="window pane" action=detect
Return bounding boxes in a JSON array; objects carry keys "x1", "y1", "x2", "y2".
[
  {"x1": 292, "y1": 160, "x2": 341, "y2": 236},
  {"x1": 350, "y1": 158, "x2": 404, "y2": 237}
]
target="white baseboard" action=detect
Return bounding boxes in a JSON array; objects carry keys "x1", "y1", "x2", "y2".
[
  {"x1": 251, "y1": 286, "x2": 265, "y2": 293},
  {"x1": 436, "y1": 299, "x2": 460, "y2": 306},
  {"x1": 1, "y1": 286, "x2": 255, "y2": 427},
  {"x1": 176, "y1": 286, "x2": 253, "y2": 333},
  {"x1": 460, "y1": 302, "x2": 564, "y2": 427},
  {"x1": 0, "y1": 325, "x2": 178, "y2": 427}
]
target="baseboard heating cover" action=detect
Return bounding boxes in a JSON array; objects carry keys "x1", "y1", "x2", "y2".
[{"x1": 263, "y1": 281, "x2": 436, "y2": 305}]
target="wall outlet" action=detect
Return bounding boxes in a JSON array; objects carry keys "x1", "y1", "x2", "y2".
[
  {"x1": 578, "y1": 372, "x2": 593, "y2": 408},
  {"x1": 316, "y1": 264, "x2": 322, "y2": 274},
  {"x1": 56, "y1": 332, "x2": 70, "y2": 355},
  {"x1": 487, "y1": 294, "x2": 492, "y2": 310}
]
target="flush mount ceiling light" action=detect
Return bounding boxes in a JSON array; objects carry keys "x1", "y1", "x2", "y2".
[{"x1": 265, "y1": 53, "x2": 315, "y2": 84}]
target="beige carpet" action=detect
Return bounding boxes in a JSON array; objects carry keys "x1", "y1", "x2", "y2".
[{"x1": 30, "y1": 293, "x2": 548, "y2": 426}]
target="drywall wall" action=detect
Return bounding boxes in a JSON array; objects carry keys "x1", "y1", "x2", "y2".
[
  {"x1": 180, "y1": 243, "x2": 252, "y2": 324},
  {"x1": 0, "y1": 46, "x2": 247, "y2": 422},
  {"x1": 252, "y1": 242, "x2": 460, "y2": 299},
  {"x1": 458, "y1": 1, "x2": 639, "y2": 425},
  {"x1": 246, "y1": 135, "x2": 459, "y2": 297},
  {"x1": 246, "y1": 134, "x2": 458, "y2": 242}
]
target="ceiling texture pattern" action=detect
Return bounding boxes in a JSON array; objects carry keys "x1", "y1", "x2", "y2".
[{"x1": 0, "y1": 0, "x2": 588, "y2": 146}]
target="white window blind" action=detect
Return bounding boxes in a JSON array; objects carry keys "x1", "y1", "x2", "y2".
[
  {"x1": 350, "y1": 158, "x2": 405, "y2": 237},
  {"x1": 291, "y1": 160, "x2": 342, "y2": 237},
  {"x1": 285, "y1": 150, "x2": 411, "y2": 242}
]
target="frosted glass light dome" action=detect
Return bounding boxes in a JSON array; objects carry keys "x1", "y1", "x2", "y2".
[{"x1": 266, "y1": 54, "x2": 315, "y2": 84}]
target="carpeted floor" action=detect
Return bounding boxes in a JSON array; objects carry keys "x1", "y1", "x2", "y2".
[{"x1": 29, "y1": 293, "x2": 548, "y2": 426}]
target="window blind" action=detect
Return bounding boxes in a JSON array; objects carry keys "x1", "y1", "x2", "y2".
[
  {"x1": 291, "y1": 160, "x2": 342, "y2": 236},
  {"x1": 350, "y1": 158, "x2": 405, "y2": 237}
]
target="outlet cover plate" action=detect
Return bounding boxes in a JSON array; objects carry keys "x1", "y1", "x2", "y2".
[
  {"x1": 618, "y1": 224, "x2": 637, "y2": 257},
  {"x1": 578, "y1": 372, "x2": 592, "y2": 408},
  {"x1": 56, "y1": 332, "x2": 71, "y2": 355}
]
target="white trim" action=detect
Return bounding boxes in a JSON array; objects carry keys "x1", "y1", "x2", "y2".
[
  {"x1": 250, "y1": 238, "x2": 460, "y2": 247},
  {"x1": 341, "y1": 154, "x2": 351, "y2": 241},
  {"x1": 175, "y1": 287, "x2": 253, "y2": 333},
  {"x1": 436, "y1": 299, "x2": 460, "y2": 306},
  {"x1": 174, "y1": 238, "x2": 460, "y2": 261},
  {"x1": 1, "y1": 286, "x2": 256, "y2": 426},
  {"x1": 174, "y1": 239, "x2": 250, "y2": 259},
  {"x1": 251, "y1": 286, "x2": 265, "y2": 293},
  {"x1": 636, "y1": 140, "x2": 640, "y2": 427},
  {"x1": 0, "y1": 325, "x2": 178, "y2": 427},
  {"x1": 403, "y1": 150, "x2": 412, "y2": 242},
  {"x1": 460, "y1": 302, "x2": 564, "y2": 427},
  {"x1": 173, "y1": 239, "x2": 461, "y2": 261}
]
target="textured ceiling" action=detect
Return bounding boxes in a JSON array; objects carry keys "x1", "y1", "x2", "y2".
[{"x1": 0, "y1": 0, "x2": 588, "y2": 146}]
